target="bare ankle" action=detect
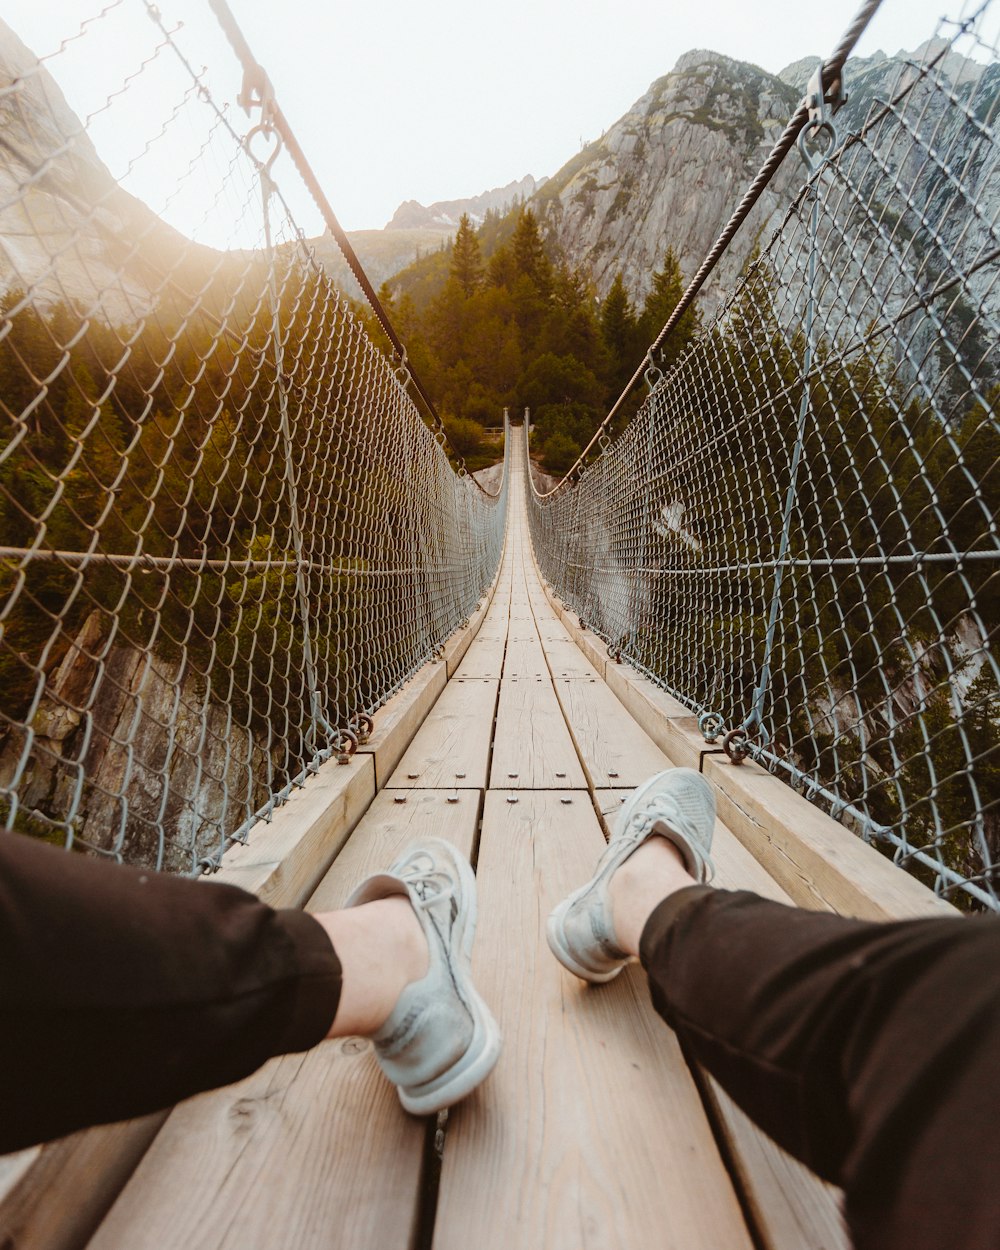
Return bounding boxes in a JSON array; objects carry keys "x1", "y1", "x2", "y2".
[{"x1": 609, "y1": 836, "x2": 697, "y2": 956}]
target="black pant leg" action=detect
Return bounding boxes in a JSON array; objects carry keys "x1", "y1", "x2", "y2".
[
  {"x1": 639, "y1": 886, "x2": 1000, "y2": 1250},
  {"x1": 0, "y1": 831, "x2": 342, "y2": 1153}
]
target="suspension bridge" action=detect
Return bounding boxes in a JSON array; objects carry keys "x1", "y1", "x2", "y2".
[{"x1": 0, "y1": 0, "x2": 997, "y2": 1244}]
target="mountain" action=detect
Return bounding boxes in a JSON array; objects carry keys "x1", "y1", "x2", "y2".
[
  {"x1": 0, "y1": 18, "x2": 209, "y2": 321},
  {"x1": 311, "y1": 176, "x2": 546, "y2": 299},
  {"x1": 526, "y1": 43, "x2": 999, "y2": 328},
  {"x1": 385, "y1": 174, "x2": 544, "y2": 230}
]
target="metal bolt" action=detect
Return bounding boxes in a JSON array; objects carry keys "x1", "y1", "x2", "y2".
[
  {"x1": 560, "y1": 797, "x2": 572, "y2": 804},
  {"x1": 508, "y1": 772, "x2": 518, "y2": 778},
  {"x1": 447, "y1": 795, "x2": 459, "y2": 804},
  {"x1": 506, "y1": 795, "x2": 519, "y2": 804},
  {"x1": 455, "y1": 771, "x2": 466, "y2": 778},
  {"x1": 556, "y1": 772, "x2": 566, "y2": 778},
  {"x1": 393, "y1": 795, "x2": 407, "y2": 804},
  {"x1": 608, "y1": 770, "x2": 619, "y2": 778}
]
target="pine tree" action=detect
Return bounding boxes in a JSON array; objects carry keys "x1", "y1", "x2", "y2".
[
  {"x1": 450, "y1": 213, "x2": 483, "y2": 298},
  {"x1": 639, "y1": 248, "x2": 699, "y2": 371},
  {"x1": 510, "y1": 207, "x2": 552, "y2": 295},
  {"x1": 600, "y1": 273, "x2": 640, "y2": 390}
]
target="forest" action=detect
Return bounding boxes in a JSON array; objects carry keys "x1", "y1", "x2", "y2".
[{"x1": 363, "y1": 206, "x2": 697, "y2": 474}]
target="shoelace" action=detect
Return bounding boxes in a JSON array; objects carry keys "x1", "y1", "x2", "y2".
[
  {"x1": 626, "y1": 793, "x2": 700, "y2": 846},
  {"x1": 394, "y1": 849, "x2": 457, "y2": 911}
]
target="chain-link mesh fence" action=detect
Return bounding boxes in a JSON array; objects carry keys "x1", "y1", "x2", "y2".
[
  {"x1": 528, "y1": 3, "x2": 1000, "y2": 909},
  {"x1": 0, "y1": 3, "x2": 508, "y2": 874}
]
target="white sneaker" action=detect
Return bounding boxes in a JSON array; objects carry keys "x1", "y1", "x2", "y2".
[
  {"x1": 345, "y1": 839, "x2": 502, "y2": 1114},
  {"x1": 546, "y1": 769, "x2": 716, "y2": 983}
]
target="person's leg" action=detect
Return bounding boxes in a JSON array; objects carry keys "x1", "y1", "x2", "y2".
[
  {"x1": 575, "y1": 794, "x2": 1000, "y2": 1250},
  {"x1": 1, "y1": 830, "x2": 497, "y2": 1152},
  {"x1": 629, "y1": 870, "x2": 1000, "y2": 1250}
]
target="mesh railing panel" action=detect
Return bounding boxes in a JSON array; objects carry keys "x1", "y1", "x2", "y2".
[
  {"x1": 0, "y1": 3, "x2": 507, "y2": 873},
  {"x1": 528, "y1": 4, "x2": 999, "y2": 909}
]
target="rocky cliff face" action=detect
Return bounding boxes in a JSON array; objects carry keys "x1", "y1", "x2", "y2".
[
  {"x1": 0, "y1": 18, "x2": 206, "y2": 321},
  {"x1": 531, "y1": 52, "x2": 801, "y2": 316},
  {"x1": 0, "y1": 610, "x2": 274, "y2": 872},
  {"x1": 529, "y1": 43, "x2": 999, "y2": 333}
]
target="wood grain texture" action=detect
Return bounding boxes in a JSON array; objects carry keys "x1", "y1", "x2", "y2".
[
  {"x1": 555, "y1": 679, "x2": 671, "y2": 787},
  {"x1": 0, "y1": 1115, "x2": 167, "y2": 1250},
  {"x1": 489, "y1": 677, "x2": 587, "y2": 790},
  {"x1": 91, "y1": 792, "x2": 480, "y2": 1250},
  {"x1": 502, "y1": 637, "x2": 548, "y2": 679},
  {"x1": 358, "y1": 660, "x2": 447, "y2": 788},
  {"x1": 537, "y1": 636, "x2": 601, "y2": 680},
  {"x1": 452, "y1": 637, "x2": 506, "y2": 679},
  {"x1": 433, "y1": 792, "x2": 754, "y2": 1250},
  {"x1": 388, "y1": 678, "x2": 499, "y2": 788},
  {"x1": 211, "y1": 753, "x2": 376, "y2": 907}
]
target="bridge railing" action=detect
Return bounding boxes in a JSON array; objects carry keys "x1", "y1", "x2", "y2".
[
  {"x1": 0, "y1": 4, "x2": 508, "y2": 873},
  {"x1": 528, "y1": 1, "x2": 999, "y2": 909}
]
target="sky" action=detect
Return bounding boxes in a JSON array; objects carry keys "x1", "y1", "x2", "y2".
[{"x1": 4, "y1": 0, "x2": 995, "y2": 239}]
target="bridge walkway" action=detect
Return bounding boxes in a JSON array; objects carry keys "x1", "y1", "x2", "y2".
[{"x1": 87, "y1": 437, "x2": 847, "y2": 1250}]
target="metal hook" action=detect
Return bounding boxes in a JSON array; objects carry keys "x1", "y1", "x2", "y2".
[{"x1": 244, "y1": 121, "x2": 283, "y2": 177}]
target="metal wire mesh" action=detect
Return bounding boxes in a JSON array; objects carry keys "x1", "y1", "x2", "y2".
[
  {"x1": 0, "y1": 3, "x2": 507, "y2": 873},
  {"x1": 528, "y1": 3, "x2": 1000, "y2": 909}
]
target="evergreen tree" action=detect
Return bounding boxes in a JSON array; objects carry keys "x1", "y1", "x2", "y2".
[
  {"x1": 450, "y1": 213, "x2": 483, "y2": 297},
  {"x1": 639, "y1": 248, "x2": 699, "y2": 371},
  {"x1": 600, "y1": 272, "x2": 640, "y2": 391},
  {"x1": 510, "y1": 207, "x2": 552, "y2": 295}
]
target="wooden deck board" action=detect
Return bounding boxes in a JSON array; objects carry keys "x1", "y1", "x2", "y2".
[
  {"x1": 432, "y1": 792, "x2": 754, "y2": 1250},
  {"x1": 452, "y1": 637, "x2": 506, "y2": 679},
  {"x1": 489, "y1": 677, "x2": 587, "y2": 790},
  {"x1": 387, "y1": 678, "x2": 499, "y2": 789},
  {"x1": 502, "y1": 636, "x2": 548, "y2": 679},
  {"x1": 91, "y1": 792, "x2": 480, "y2": 1250},
  {"x1": 539, "y1": 636, "x2": 602, "y2": 680},
  {"x1": 555, "y1": 678, "x2": 673, "y2": 787}
]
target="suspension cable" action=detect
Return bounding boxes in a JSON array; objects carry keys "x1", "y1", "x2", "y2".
[
  {"x1": 203, "y1": 0, "x2": 491, "y2": 488},
  {"x1": 534, "y1": 0, "x2": 887, "y2": 498}
]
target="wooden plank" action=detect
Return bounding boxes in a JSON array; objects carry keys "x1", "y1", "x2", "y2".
[
  {"x1": 702, "y1": 755, "x2": 958, "y2": 921},
  {"x1": 556, "y1": 680, "x2": 672, "y2": 788},
  {"x1": 92, "y1": 792, "x2": 480, "y2": 1250},
  {"x1": 453, "y1": 637, "x2": 506, "y2": 680},
  {"x1": 587, "y1": 797, "x2": 850, "y2": 1250},
  {"x1": 307, "y1": 788, "x2": 481, "y2": 910},
  {"x1": 0, "y1": 1115, "x2": 167, "y2": 1250},
  {"x1": 539, "y1": 636, "x2": 602, "y2": 680},
  {"x1": 490, "y1": 678, "x2": 587, "y2": 790},
  {"x1": 211, "y1": 753, "x2": 376, "y2": 908},
  {"x1": 433, "y1": 792, "x2": 754, "y2": 1250},
  {"x1": 601, "y1": 667, "x2": 956, "y2": 920},
  {"x1": 502, "y1": 637, "x2": 548, "y2": 680},
  {"x1": 358, "y1": 661, "x2": 447, "y2": 789},
  {"x1": 388, "y1": 679, "x2": 499, "y2": 789}
]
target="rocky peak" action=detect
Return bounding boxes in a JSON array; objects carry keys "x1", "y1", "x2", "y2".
[{"x1": 385, "y1": 174, "x2": 546, "y2": 231}]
